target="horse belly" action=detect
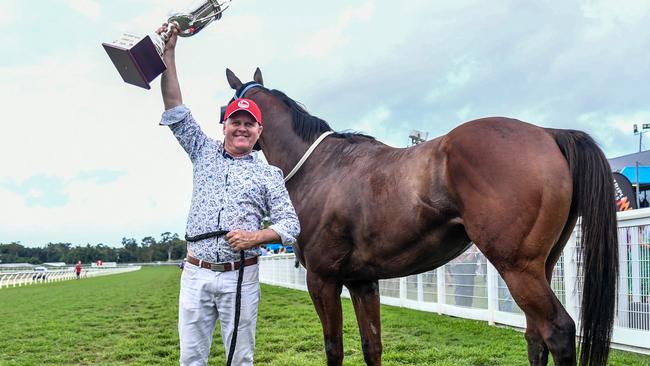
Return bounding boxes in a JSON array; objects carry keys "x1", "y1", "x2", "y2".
[{"x1": 344, "y1": 219, "x2": 471, "y2": 281}]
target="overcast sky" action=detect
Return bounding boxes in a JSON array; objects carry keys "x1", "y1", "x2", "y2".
[{"x1": 1, "y1": 0, "x2": 649, "y2": 247}]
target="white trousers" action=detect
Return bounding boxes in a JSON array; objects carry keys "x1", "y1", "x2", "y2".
[{"x1": 178, "y1": 261, "x2": 260, "y2": 366}]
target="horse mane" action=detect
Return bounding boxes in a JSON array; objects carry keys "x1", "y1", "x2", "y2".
[{"x1": 268, "y1": 89, "x2": 377, "y2": 144}]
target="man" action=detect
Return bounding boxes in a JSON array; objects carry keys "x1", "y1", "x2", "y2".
[
  {"x1": 156, "y1": 23, "x2": 300, "y2": 366},
  {"x1": 75, "y1": 261, "x2": 82, "y2": 279}
]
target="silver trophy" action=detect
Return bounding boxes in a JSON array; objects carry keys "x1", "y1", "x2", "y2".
[{"x1": 103, "y1": 0, "x2": 231, "y2": 89}]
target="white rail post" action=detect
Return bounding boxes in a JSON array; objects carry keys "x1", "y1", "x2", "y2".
[
  {"x1": 630, "y1": 233, "x2": 642, "y2": 303},
  {"x1": 400, "y1": 277, "x2": 407, "y2": 302},
  {"x1": 487, "y1": 261, "x2": 498, "y2": 325},
  {"x1": 291, "y1": 254, "x2": 302, "y2": 290},
  {"x1": 616, "y1": 226, "x2": 631, "y2": 328},
  {"x1": 417, "y1": 274, "x2": 424, "y2": 302},
  {"x1": 437, "y1": 266, "x2": 446, "y2": 314},
  {"x1": 272, "y1": 256, "x2": 279, "y2": 285},
  {"x1": 563, "y1": 229, "x2": 579, "y2": 323}
]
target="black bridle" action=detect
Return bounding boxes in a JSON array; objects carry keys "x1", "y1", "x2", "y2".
[{"x1": 219, "y1": 81, "x2": 264, "y2": 123}]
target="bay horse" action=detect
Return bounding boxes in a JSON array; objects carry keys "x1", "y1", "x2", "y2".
[{"x1": 226, "y1": 68, "x2": 618, "y2": 366}]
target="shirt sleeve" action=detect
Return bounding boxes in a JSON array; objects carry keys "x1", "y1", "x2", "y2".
[
  {"x1": 266, "y1": 168, "x2": 301, "y2": 246},
  {"x1": 160, "y1": 104, "x2": 208, "y2": 161}
]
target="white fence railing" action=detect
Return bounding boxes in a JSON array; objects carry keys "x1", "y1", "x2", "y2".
[
  {"x1": 259, "y1": 208, "x2": 650, "y2": 355},
  {"x1": 0, "y1": 266, "x2": 141, "y2": 289}
]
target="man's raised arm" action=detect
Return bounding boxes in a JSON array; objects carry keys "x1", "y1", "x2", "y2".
[
  {"x1": 156, "y1": 23, "x2": 210, "y2": 161},
  {"x1": 157, "y1": 23, "x2": 182, "y2": 110}
]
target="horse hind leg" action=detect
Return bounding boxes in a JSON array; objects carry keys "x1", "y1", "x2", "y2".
[
  {"x1": 307, "y1": 271, "x2": 345, "y2": 366},
  {"x1": 523, "y1": 210, "x2": 579, "y2": 365},
  {"x1": 471, "y1": 199, "x2": 576, "y2": 364},
  {"x1": 491, "y1": 216, "x2": 577, "y2": 365},
  {"x1": 524, "y1": 313, "x2": 550, "y2": 366},
  {"x1": 503, "y1": 266, "x2": 576, "y2": 366},
  {"x1": 345, "y1": 280, "x2": 382, "y2": 366}
]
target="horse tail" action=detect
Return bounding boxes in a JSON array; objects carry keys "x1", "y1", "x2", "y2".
[{"x1": 548, "y1": 128, "x2": 618, "y2": 366}]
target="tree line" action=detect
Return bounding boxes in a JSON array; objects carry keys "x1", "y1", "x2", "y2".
[{"x1": 0, "y1": 232, "x2": 187, "y2": 265}]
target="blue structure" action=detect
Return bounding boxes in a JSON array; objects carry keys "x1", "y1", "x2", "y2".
[
  {"x1": 265, "y1": 243, "x2": 283, "y2": 252},
  {"x1": 621, "y1": 166, "x2": 650, "y2": 185}
]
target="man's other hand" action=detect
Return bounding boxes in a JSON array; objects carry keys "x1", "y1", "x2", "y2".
[{"x1": 227, "y1": 230, "x2": 259, "y2": 252}]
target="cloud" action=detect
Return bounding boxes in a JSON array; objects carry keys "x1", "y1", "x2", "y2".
[
  {"x1": 292, "y1": 1, "x2": 649, "y2": 157},
  {"x1": 65, "y1": 0, "x2": 101, "y2": 20},
  {"x1": 348, "y1": 106, "x2": 401, "y2": 145},
  {"x1": 1, "y1": 175, "x2": 70, "y2": 208},
  {"x1": 296, "y1": 1, "x2": 375, "y2": 58},
  {"x1": 0, "y1": 1, "x2": 19, "y2": 48},
  {"x1": 75, "y1": 170, "x2": 128, "y2": 184},
  {"x1": 0, "y1": 174, "x2": 189, "y2": 246},
  {"x1": 3, "y1": 0, "x2": 650, "y2": 247},
  {"x1": 579, "y1": 0, "x2": 650, "y2": 24},
  {"x1": 0, "y1": 40, "x2": 195, "y2": 246},
  {"x1": 0, "y1": 1, "x2": 17, "y2": 25}
]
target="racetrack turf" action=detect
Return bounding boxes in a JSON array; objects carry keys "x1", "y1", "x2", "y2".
[{"x1": 0, "y1": 266, "x2": 648, "y2": 365}]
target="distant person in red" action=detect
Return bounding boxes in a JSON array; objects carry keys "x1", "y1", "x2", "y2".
[{"x1": 75, "y1": 261, "x2": 82, "y2": 279}]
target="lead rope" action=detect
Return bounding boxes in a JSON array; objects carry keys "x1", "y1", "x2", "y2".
[
  {"x1": 284, "y1": 131, "x2": 334, "y2": 182},
  {"x1": 226, "y1": 250, "x2": 246, "y2": 366},
  {"x1": 185, "y1": 230, "x2": 243, "y2": 365}
]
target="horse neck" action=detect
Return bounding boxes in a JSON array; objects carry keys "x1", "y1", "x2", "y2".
[{"x1": 256, "y1": 99, "x2": 310, "y2": 176}]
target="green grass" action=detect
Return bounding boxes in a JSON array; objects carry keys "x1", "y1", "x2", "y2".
[{"x1": 0, "y1": 267, "x2": 648, "y2": 365}]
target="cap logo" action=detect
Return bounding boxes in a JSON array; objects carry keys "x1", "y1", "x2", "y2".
[{"x1": 238, "y1": 100, "x2": 250, "y2": 108}]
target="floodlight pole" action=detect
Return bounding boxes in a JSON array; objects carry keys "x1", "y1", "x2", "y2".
[
  {"x1": 640, "y1": 133, "x2": 643, "y2": 153},
  {"x1": 636, "y1": 161, "x2": 641, "y2": 209},
  {"x1": 634, "y1": 123, "x2": 650, "y2": 152},
  {"x1": 632, "y1": 123, "x2": 648, "y2": 208}
]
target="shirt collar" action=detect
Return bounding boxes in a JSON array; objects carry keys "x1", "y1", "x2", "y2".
[{"x1": 222, "y1": 147, "x2": 254, "y2": 161}]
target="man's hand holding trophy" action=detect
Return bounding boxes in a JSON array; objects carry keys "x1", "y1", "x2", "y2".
[
  {"x1": 103, "y1": 0, "x2": 232, "y2": 89},
  {"x1": 156, "y1": 22, "x2": 179, "y2": 61}
]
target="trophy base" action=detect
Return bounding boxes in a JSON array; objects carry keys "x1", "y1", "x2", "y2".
[{"x1": 102, "y1": 33, "x2": 167, "y2": 89}]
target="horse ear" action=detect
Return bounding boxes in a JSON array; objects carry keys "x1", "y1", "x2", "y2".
[
  {"x1": 226, "y1": 68, "x2": 243, "y2": 90},
  {"x1": 253, "y1": 67, "x2": 264, "y2": 85}
]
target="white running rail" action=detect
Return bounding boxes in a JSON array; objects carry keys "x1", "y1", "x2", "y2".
[
  {"x1": 260, "y1": 208, "x2": 650, "y2": 355},
  {"x1": 0, "y1": 266, "x2": 141, "y2": 289}
]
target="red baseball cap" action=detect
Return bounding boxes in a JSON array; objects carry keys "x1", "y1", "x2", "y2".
[{"x1": 223, "y1": 98, "x2": 262, "y2": 125}]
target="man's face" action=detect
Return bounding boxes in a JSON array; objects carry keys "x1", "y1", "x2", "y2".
[{"x1": 223, "y1": 111, "x2": 262, "y2": 156}]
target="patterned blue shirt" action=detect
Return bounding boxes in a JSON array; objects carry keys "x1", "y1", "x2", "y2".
[{"x1": 160, "y1": 104, "x2": 300, "y2": 263}]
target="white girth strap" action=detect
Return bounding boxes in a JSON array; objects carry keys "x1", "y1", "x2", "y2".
[{"x1": 284, "y1": 131, "x2": 334, "y2": 182}]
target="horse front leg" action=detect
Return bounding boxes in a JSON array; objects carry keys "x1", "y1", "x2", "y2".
[
  {"x1": 307, "y1": 271, "x2": 344, "y2": 366},
  {"x1": 346, "y1": 280, "x2": 382, "y2": 366}
]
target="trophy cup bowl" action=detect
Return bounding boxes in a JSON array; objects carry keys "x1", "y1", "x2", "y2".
[{"x1": 102, "y1": 0, "x2": 231, "y2": 89}]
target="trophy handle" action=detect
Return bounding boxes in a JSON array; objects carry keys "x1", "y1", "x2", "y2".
[{"x1": 169, "y1": 0, "x2": 232, "y2": 38}]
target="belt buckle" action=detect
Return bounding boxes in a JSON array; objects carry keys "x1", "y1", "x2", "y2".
[{"x1": 210, "y1": 263, "x2": 226, "y2": 272}]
